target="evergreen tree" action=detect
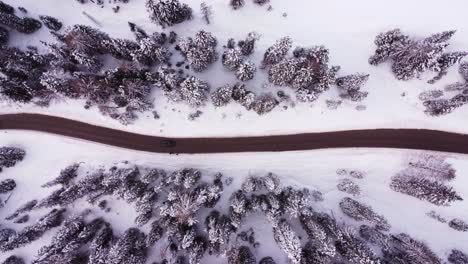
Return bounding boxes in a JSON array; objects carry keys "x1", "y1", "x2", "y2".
[
  {"x1": 384, "y1": 233, "x2": 441, "y2": 264},
  {"x1": 147, "y1": 219, "x2": 164, "y2": 246},
  {"x1": 336, "y1": 73, "x2": 369, "y2": 102},
  {"x1": 337, "y1": 179, "x2": 361, "y2": 196},
  {"x1": 227, "y1": 246, "x2": 256, "y2": 264},
  {"x1": 5, "y1": 200, "x2": 37, "y2": 221},
  {"x1": 230, "y1": 0, "x2": 245, "y2": 10},
  {"x1": 179, "y1": 30, "x2": 218, "y2": 72},
  {"x1": 222, "y1": 48, "x2": 243, "y2": 71},
  {"x1": 359, "y1": 225, "x2": 389, "y2": 249},
  {"x1": 0, "y1": 1, "x2": 14, "y2": 14},
  {"x1": 236, "y1": 61, "x2": 256, "y2": 81},
  {"x1": 335, "y1": 229, "x2": 381, "y2": 264},
  {"x1": 211, "y1": 84, "x2": 233, "y2": 107},
  {"x1": 89, "y1": 223, "x2": 114, "y2": 264},
  {"x1": 268, "y1": 58, "x2": 303, "y2": 86},
  {"x1": 448, "y1": 218, "x2": 468, "y2": 232},
  {"x1": 405, "y1": 154, "x2": 456, "y2": 181},
  {"x1": 390, "y1": 174, "x2": 463, "y2": 206},
  {"x1": 0, "y1": 147, "x2": 26, "y2": 172},
  {"x1": 205, "y1": 210, "x2": 235, "y2": 255},
  {"x1": 42, "y1": 163, "x2": 80, "y2": 188},
  {"x1": 448, "y1": 249, "x2": 468, "y2": 264},
  {"x1": 0, "y1": 179, "x2": 15, "y2": 193},
  {"x1": 0, "y1": 13, "x2": 42, "y2": 34},
  {"x1": 273, "y1": 219, "x2": 302, "y2": 264},
  {"x1": 146, "y1": 0, "x2": 192, "y2": 28},
  {"x1": 263, "y1": 37, "x2": 292, "y2": 66},
  {"x1": 39, "y1": 15, "x2": 62, "y2": 31},
  {"x1": 339, "y1": 197, "x2": 390, "y2": 231},
  {"x1": 2, "y1": 256, "x2": 25, "y2": 264},
  {"x1": 108, "y1": 228, "x2": 147, "y2": 264}
]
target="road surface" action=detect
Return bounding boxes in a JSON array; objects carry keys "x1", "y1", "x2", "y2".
[{"x1": 1, "y1": 113, "x2": 468, "y2": 154}]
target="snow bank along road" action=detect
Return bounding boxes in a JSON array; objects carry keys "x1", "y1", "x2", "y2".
[{"x1": 1, "y1": 113, "x2": 468, "y2": 154}]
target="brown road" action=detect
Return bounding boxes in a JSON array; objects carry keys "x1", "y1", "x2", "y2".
[{"x1": 0, "y1": 113, "x2": 468, "y2": 154}]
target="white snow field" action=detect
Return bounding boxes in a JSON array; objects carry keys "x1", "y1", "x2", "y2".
[
  {"x1": 1, "y1": 0, "x2": 468, "y2": 137},
  {"x1": 0, "y1": 131, "x2": 468, "y2": 263}
]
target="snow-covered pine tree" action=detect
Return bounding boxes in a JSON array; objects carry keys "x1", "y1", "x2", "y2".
[
  {"x1": 107, "y1": 228, "x2": 147, "y2": 264},
  {"x1": 335, "y1": 229, "x2": 381, "y2": 264},
  {"x1": 268, "y1": 58, "x2": 302, "y2": 86},
  {"x1": 177, "y1": 76, "x2": 210, "y2": 107},
  {"x1": 263, "y1": 37, "x2": 292, "y2": 66},
  {"x1": 179, "y1": 30, "x2": 218, "y2": 72},
  {"x1": 0, "y1": 208, "x2": 66, "y2": 252},
  {"x1": 0, "y1": 179, "x2": 15, "y2": 193},
  {"x1": 211, "y1": 84, "x2": 233, "y2": 107},
  {"x1": 227, "y1": 246, "x2": 256, "y2": 264},
  {"x1": 5, "y1": 199, "x2": 38, "y2": 221},
  {"x1": 359, "y1": 225, "x2": 389, "y2": 249},
  {"x1": 2, "y1": 256, "x2": 25, "y2": 264},
  {"x1": 236, "y1": 61, "x2": 256, "y2": 81},
  {"x1": 146, "y1": 0, "x2": 192, "y2": 28},
  {"x1": 39, "y1": 15, "x2": 62, "y2": 31},
  {"x1": 222, "y1": 48, "x2": 243, "y2": 71},
  {"x1": 339, "y1": 197, "x2": 391, "y2": 231},
  {"x1": 0, "y1": 147, "x2": 26, "y2": 172},
  {"x1": 205, "y1": 210, "x2": 235, "y2": 255},
  {"x1": 88, "y1": 223, "x2": 114, "y2": 264},
  {"x1": 336, "y1": 73, "x2": 370, "y2": 101},
  {"x1": 448, "y1": 249, "x2": 468, "y2": 264},
  {"x1": 42, "y1": 163, "x2": 80, "y2": 188},
  {"x1": 390, "y1": 174, "x2": 463, "y2": 206},
  {"x1": 384, "y1": 233, "x2": 441, "y2": 264},
  {"x1": 272, "y1": 219, "x2": 302, "y2": 264},
  {"x1": 449, "y1": 218, "x2": 468, "y2": 232},
  {"x1": 405, "y1": 154, "x2": 456, "y2": 181},
  {"x1": 337, "y1": 179, "x2": 361, "y2": 196}
]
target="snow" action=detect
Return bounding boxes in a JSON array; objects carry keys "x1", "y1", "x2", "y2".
[
  {"x1": 1, "y1": 0, "x2": 468, "y2": 137},
  {"x1": 1, "y1": 131, "x2": 468, "y2": 262}
]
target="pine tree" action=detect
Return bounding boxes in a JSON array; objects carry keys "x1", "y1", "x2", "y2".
[
  {"x1": 230, "y1": 0, "x2": 245, "y2": 10},
  {"x1": 448, "y1": 249, "x2": 468, "y2": 264},
  {"x1": 147, "y1": 219, "x2": 164, "y2": 246},
  {"x1": 359, "y1": 225, "x2": 389, "y2": 249},
  {"x1": 0, "y1": 13, "x2": 42, "y2": 34},
  {"x1": 179, "y1": 30, "x2": 218, "y2": 72},
  {"x1": 2, "y1": 256, "x2": 25, "y2": 264},
  {"x1": 238, "y1": 32, "x2": 258, "y2": 56},
  {"x1": 222, "y1": 48, "x2": 243, "y2": 71},
  {"x1": 448, "y1": 219, "x2": 468, "y2": 232},
  {"x1": 0, "y1": 147, "x2": 26, "y2": 172},
  {"x1": 1, "y1": 208, "x2": 66, "y2": 252},
  {"x1": 405, "y1": 154, "x2": 456, "y2": 181},
  {"x1": 211, "y1": 84, "x2": 233, "y2": 107},
  {"x1": 42, "y1": 163, "x2": 80, "y2": 188},
  {"x1": 173, "y1": 76, "x2": 210, "y2": 107},
  {"x1": 0, "y1": 26, "x2": 8, "y2": 45},
  {"x1": 0, "y1": 179, "x2": 15, "y2": 193},
  {"x1": 339, "y1": 197, "x2": 390, "y2": 231},
  {"x1": 336, "y1": 73, "x2": 369, "y2": 101},
  {"x1": 39, "y1": 15, "x2": 62, "y2": 31},
  {"x1": 236, "y1": 61, "x2": 256, "y2": 81},
  {"x1": 108, "y1": 228, "x2": 147, "y2": 264},
  {"x1": 227, "y1": 246, "x2": 256, "y2": 264},
  {"x1": 384, "y1": 233, "x2": 441, "y2": 264},
  {"x1": 390, "y1": 174, "x2": 463, "y2": 206},
  {"x1": 229, "y1": 190, "x2": 250, "y2": 229},
  {"x1": 268, "y1": 58, "x2": 302, "y2": 86},
  {"x1": 273, "y1": 219, "x2": 302, "y2": 264},
  {"x1": 337, "y1": 179, "x2": 361, "y2": 196},
  {"x1": 263, "y1": 37, "x2": 292, "y2": 66},
  {"x1": 205, "y1": 210, "x2": 235, "y2": 255},
  {"x1": 146, "y1": 0, "x2": 192, "y2": 28},
  {"x1": 5, "y1": 199, "x2": 37, "y2": 221},
  {"x1": 89, "y1": 223, "x2": 114, "y2": 264},
  {"x1": 335, "y1": 229, "x2": 381, "y2": 264}
]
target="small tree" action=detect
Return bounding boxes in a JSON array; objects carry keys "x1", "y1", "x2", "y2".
[
  {"x1": 273, "y1": 219, "x2": 302, "y2": 264},
  {"x1": 263, "y1": 37, "x2": 293, "y2": 66},
  {"x1": 107, "y1": 228, "x2": 147, "y2": 264},
  {"x1": 448, "y1": 249, "x2": 468, "y2": 264},
  {"x1": 146, "y1": 0, "x2": 192, "y2": 28},
  {"x1": 0, "y1": 147, "x2": 26, "y2": 172},
  {"x1": 339, "y1": 197, "x2": 390, "y2": 231},
  {"x1": 179, "y1": 30, "x2": 218, "y2": 72},
  {"x1": 0, "y1": 179, "x2": 15, "y2": 193}
]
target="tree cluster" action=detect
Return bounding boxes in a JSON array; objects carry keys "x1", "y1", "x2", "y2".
[
  {"x1": 424, "y1": 62, "x2": 468, "y2": 116},
  {"x1": 222, "y1": 33, "x2": 259, "y2": 81},
  {"x1": 369, "y1": 29, "x2": 467, "y2": 82},
  {"x1": 211, "y1": 83, "x2": 279, "y2": 114},
  {"x1": 390, "y1": 154, "x2": 462, "y2": 206},
  {"x1": 262, "y1": 38, "x2": 369, "y2": 103}
]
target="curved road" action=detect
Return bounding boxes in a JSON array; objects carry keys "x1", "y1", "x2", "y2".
[{"x1": 1, "y1": 113, "x2": 468, "y2": 154}]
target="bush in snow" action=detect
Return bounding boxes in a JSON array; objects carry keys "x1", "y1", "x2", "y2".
[
  {"x1": 405, "y1": 154, "x2": 456, "y2": 181},
  {"x1": 0, "y1": 147, "x2": 26, "y2": 172},
  {"x1": 39, "y1": 15, "x2": 62, "y2": 31},
  {"x1": 369, "y1": 29, "x2": 467, "y2": 82},
  {"x1": 179, "y1": 30, "x2": 218, "y2": 72},
  {"x1": 251, "y1": 93, "x2": 278, "y2": 115},
  {"x1": 337, "y1": 178, "x2": 361, "y2": 196},
  {"x1": 449, "y1": 218, "x2": 468, "y2": 232},
  {"x1": 424, "y1": 94, "x2": 468, "y2": 116},
  {"x1": 146, "y1": 0, "x2": 192, "y2": 28},
  {"x1": 167, "y1": 75, "x2": 210, "y2": 107},
  {"x1": 448, "y1": 249, "x2": 468, "y2": 264},
  {"x1": 339, "y1": 197, "x2": 390, "y2": 231}
]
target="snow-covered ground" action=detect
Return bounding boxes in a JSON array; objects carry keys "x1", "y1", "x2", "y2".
[
  {"x1": 1, "y1": 131, "x2": 468, "y2": 262},
  {"x1": 1, "y1": 0, "x2": 468, "y2": 137}
]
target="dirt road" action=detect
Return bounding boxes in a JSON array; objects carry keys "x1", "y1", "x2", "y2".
[{"x1": 1, "y1": 113, "x2": 468, "y2": 154}]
